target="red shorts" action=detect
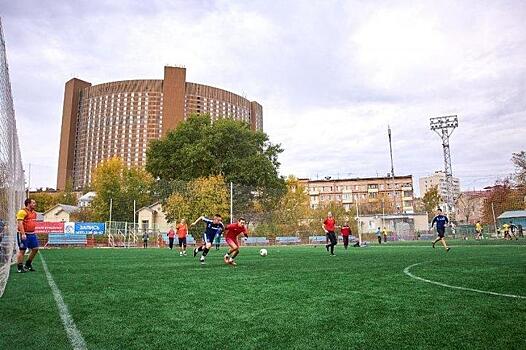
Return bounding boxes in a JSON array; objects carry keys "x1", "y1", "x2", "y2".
[{"x1": 226, "y1": 236, "x2": 238, "y2": 246}]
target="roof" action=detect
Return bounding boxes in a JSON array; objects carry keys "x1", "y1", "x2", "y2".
[
  {"x1": 79, "y1": 191, "x2": 96, "y2": 201},
  {"x1": 137, "y1": 202, "x2": 161, "y2": 212},
  {"x1": 497, "y1": 210, "x2": 526, "y2": 219},
  {"x1": 43, "y1": 204, "x2": 79, "y2": 215}
]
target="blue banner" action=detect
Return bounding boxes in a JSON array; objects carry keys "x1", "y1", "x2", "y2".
[{"x1": 74, "y1": 222, "x2": 106, "y2": 235}]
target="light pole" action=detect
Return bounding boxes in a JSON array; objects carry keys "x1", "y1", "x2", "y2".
[{"x1": 430, "y1": 115, "x2": 458, "y2": 215}]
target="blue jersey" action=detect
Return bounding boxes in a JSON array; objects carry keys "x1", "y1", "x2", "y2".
[
  {"x1": 432, "y1": 215, "x2": 449, "y2": 231},
  {"x1": 202, "y1": 218, "x2": 224, "y2": 237}
]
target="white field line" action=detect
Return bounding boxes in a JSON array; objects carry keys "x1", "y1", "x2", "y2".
[
  {"x1": 403, "y1": 261, "x2": 526, "y2": 299},
  {"x1": 40, "y1": 254, "x2": 88, "y2": 350}
]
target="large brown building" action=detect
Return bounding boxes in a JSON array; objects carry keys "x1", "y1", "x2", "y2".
[
  {"x1": 57, "y1": 66, "x2": 263, "y2": 190},
  {"x1": 299, "y1": 175, "x2": 415, "y2": 213}
]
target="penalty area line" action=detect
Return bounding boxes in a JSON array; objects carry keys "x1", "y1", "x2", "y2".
[
  {"x1": 403, "y1": 261, "x2": 526, "y2": 300},
  {"x1": 40, "y1": 254, "x2": 88, "y2": 350}
]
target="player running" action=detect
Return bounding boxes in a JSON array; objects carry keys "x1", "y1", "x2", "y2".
[
  {"x1": 430, "y1": 208, "x2": 450, "y2": 252},
  {"x1": 176, "y1": 219, "x2": 188, "y2": 256},
  {"x1": 322, "y1": 212, "x2": 337, "y2": 256},
  {"x1": 223, "y1": 218, "x2": 248, "y2": 266},
  {"x1": 191, "y1": 214, "x2": 224, "y2": 264},
  {"x1": 341, "y1": 222, "x2": 351, "y2": 249}
]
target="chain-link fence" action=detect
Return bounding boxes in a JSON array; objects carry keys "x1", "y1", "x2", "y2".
[{"x1": 0, "y1": 18, "x2": 26, "y2": 297}]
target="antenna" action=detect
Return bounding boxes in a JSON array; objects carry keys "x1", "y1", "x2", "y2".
[{"x1": 430, "y1": 115, "x2": 459, "y2": 213}]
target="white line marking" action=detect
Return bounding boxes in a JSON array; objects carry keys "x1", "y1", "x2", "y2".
[
  {"x1": 403, "y1": 261, "x2": 526, "y2": 299},
  {"x1": 40, "y1": 254, "x2": 88, "y2": 350}
]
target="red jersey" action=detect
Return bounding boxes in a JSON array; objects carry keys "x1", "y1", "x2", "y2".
[
  {"x1": 341, "y1": 226, "x2": 351, "y2": 236},
  {"x1": 167, "y1": 229, "x2": 176, "y2": 238},
  {"x1": 323, "y1": 218, "x2": 336, "y2": 232},
  {"x1": 226, "y1": 223, "x2": 247, "y2": 238},
  {"x1": 176, "y1": 224, "x2": 188, "y2": 239},
  {"x1": 16, "y1": 208, "x2": 37, "y2": 233}
]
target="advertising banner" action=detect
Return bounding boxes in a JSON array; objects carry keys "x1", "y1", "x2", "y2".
[
  {"x1": 34, "y1": 222, "x2": 64, "y2": 234},
  {"x1": 74, "y1": 222, "x2": 106, "y2": 235}
]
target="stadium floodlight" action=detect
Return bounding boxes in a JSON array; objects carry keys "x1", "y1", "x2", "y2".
[{"x1": 429, "y1": 115, "x2": 458, "y2": 214}]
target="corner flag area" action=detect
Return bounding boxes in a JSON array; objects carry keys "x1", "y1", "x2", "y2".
[{"x1": 1, "y1": 240, "x2": 525, "y2": 349}]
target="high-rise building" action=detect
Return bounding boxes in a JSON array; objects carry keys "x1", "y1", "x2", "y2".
[
  {"x1": 419, "y1": 170, "x2": 460, "y2": 200},
  {"x1": 57, "y1": 66, "x2": 263, "y2": 190},
  {"x1": 299, "y1": 175, "x2": 415, "y2": 213}
]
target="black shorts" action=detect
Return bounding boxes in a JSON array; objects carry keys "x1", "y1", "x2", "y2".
[
  {"x1": 178, "y1": 237, "x2": 187, "y2": 246},
  {"x1": 437, "y1": 228, "x2": 445, "y2": 238},
  {"x1": 327, "y1": 232, "x2": 337, "y2": 245}
]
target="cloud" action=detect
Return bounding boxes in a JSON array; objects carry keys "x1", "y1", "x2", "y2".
[{"x1": 1, "y1": 0, "x2": 525, "y2": 195}]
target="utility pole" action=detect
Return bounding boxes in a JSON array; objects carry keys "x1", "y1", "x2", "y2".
[
  {"x1": 430, "y1": 115, "x2": 458, "y2": 215},
  {"x1": 388, "y1": 125, "x2": 395, "y2": 178}
]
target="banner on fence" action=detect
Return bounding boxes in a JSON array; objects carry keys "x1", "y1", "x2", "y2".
[
  {"x1": 34, "y1": 222, "x2": 64, "y2": 234},
  {"x1": 74, "y1": 222, "x2": 105, "y2": 235}
]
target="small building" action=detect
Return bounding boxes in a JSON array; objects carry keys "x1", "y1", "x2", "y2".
[
  {"x1": 136, "y1": 202, "x2": 172, "y2": 233},
  {"x1": 78, "y1": 191, "x2": 96, "y2": 208},
  {"x1": 497, "y1": 210, "x2": 526, "y2": 229},
  {"x1": 43, "y1": 204, "x2": 79, "y2": 222}
]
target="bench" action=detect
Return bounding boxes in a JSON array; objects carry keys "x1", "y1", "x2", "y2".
[
  {"x1": 244, "y1": 237, "x2": 269, "y2": 245},
  {"x1": 309, "y1": 235, "x2": 327, "y2": 244},
  {"x1": 276, "y1": 236, "x2": 301, "y2": 245},
  {"x1": 46, "y1": 233, "x2": 87, "y2": 246}
]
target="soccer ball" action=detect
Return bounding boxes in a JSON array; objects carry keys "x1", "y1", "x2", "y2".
[{"x1": 259, "y1": 248, "x2": 268, "y2": 257}]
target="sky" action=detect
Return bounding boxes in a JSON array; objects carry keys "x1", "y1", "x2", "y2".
[{"x1": 1, "y1": 0, "x2": 525, "y2": 196}]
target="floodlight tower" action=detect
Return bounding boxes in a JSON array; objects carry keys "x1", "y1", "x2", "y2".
[{"x1": 430, "y1": 115, "x2": 458, "y2": 213}]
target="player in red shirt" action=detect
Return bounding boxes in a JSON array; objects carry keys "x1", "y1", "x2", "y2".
[
  {"x1": 167, "y1": 227, "x2": 176, "y2": 250},
  {"x1": 223, "y1": 218, "x2": 248, "y2": 266},
  {"x1": 340, "y1": 221, "x2": 351, "y2": 250},
  {"x1": 322, "y1": 211, "x2": 337, "y2": 256}
]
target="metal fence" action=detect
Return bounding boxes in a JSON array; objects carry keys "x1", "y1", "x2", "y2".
[{"x1": 0, "y1": 17, "x2": 26, "y2": 297}]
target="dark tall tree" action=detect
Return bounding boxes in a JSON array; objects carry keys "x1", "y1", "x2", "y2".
[{"x1": 146, "y1": 114, "x2": 286, "y2": 200}]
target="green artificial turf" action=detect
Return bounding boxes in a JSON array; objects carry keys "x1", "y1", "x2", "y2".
[{"x1": 1, "y1": 240, "x2": 525, "y2": 350}]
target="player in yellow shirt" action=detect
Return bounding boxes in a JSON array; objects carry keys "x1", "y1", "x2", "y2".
[
  {"x1": 475, "y1": 221, "x2": 483, "y2": 240},
  {"x1": 16, "y1": 199, "x2": 39, "y2": 273},
  {"x1": 502, "y1": 223, "x2": 510, "y2": 240}
]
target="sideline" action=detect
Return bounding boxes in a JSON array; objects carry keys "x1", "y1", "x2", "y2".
[
  {"x1": 41, "y1": 254, "x2": 88, "y2": 350},
  {"x1": 403, "y1": 261, "x2": 526, "y2": 299}
]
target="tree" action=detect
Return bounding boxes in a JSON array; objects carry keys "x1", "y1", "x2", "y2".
[
  {"x1": 91, "y1": 158, "x2": 154, "y2": 222},
  {"x1": 162, "y1": 175, "x2": 230, "y2": 238},
  {"x1": 56, "y1": 178, "x2": 77, "y2": 206},
  {"x1": 512, "y1": 151, "x2": 526, "y2": 186},
  {"x1": 358, "y1": 193, "x2": 396, "y2": 215},
  {"x1": 455, "y1": 192, "x2": 482, "y2": 224},
  {"x1": 146, "y1": 114, "x2": 286, "y2": 196},
  {"x1": 271, "y1": 176, "x2": 312, "y2": 235},
  {"x1": 482, "y1": 178, "x2": 526, "y2": 224},
  {"x1": 422, "y1": 186, "x2": 441, "y2": 220},
  {"x1": 31, "y1": 192, "x2": 60, "y2": 213}
]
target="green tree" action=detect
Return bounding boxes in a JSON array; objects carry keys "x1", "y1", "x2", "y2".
[
  {"x1": 91, "y1": 158, "x2": 154, "y2": 222},
  {"x1": 146, "y1": 114, "x2": 286, "y2": 196},
  {"x1": 31, "y1": 192, "x2": 59, "y2": 213},
  {"x1": 482, "y1": 178, "x2": 526, "y2": 224},
  {"x1": 56, "y1": 178, "x2": 78, "y2": 206},
  {"x1": 422, "y1": 186, "x2": 442, "y2": 220},
  {"x1": 270, "y1": 176, "x2": 312, "y2": 235}
]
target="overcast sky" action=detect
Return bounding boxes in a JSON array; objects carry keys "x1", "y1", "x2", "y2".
[{"x1": 1, "y1": 0, "x2": 525, "y2": 195}]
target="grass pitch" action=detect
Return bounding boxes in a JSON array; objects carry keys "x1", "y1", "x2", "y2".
[{"x1": 1, "y1": 240, "x2": 525, "y2": 349}]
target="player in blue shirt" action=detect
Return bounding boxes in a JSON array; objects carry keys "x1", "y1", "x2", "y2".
[
  {"x1": 190, "y1": 214, "x2": 225, "y2": 264},
  {"x1": 430, "y1": 208, "x2": 451, "y2": 252}
]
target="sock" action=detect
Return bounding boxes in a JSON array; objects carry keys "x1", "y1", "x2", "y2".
[
  {"x1": 198, "y1": 246, "x2": 204, "y2": 252},
  {"x1": 25, "y1": 259, "x2": 32, "y2": 267},
  {"x1": 203, "y1": 248, "x2": 209, "y2": 257},
  {"x1": 330, "y1": 244, "x2": 334, "y2": 254},
  {"x1": 18, "y1": 263, "x2": 23, "y2": 270}
]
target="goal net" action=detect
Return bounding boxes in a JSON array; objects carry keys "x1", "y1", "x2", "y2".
[{"x1": 0, "y1": 17, "x2": 25, "y2": 298}]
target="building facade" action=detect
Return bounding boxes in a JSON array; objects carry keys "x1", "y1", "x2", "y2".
[
  {"x1": 57, "y1": 66, "x2": 263, "y2": 190},
  {"x1": 419, "y1": 170, "x2": 460, "y2": 200},
  {"x1": 299, "y1": 175, "x2": 415, "y2": 213}
]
